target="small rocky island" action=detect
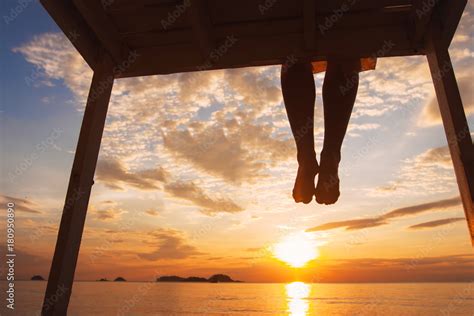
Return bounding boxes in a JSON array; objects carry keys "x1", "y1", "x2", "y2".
[
  {"x1": 114, "y1": 277, "x2": 126, "y2": 282},
  {"x1": 156, "y1": 274, "x2": 241, "y2": 283},
  {"x1": 31, "y1": 275, "x2": 45, "y2": 281},
  {"x1": 97, "y1": 278, "x2": 109, "y2": 282}
]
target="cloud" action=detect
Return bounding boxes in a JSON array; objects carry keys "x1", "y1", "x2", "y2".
[
  {"x1": 12, "y1": 32, "x2": 92, "y2": 98},
  {"x1": 96, "y1": 158, "x2": 167, "y2": 190},
  {"x1": 306, "y1": 218, "x2": 387, "y2": 232},
  {"x1": 162, "y1": 120, "x2": 292, "y2": 184},
  {"x1": 306, "y1": 196, "x2": 461, "y2": 232},
  {"x1": 408, "y1": 217, "x2": 466, "y2": 230},
  {"x1": 382, "y1": 197, "x2": 461, "y2": 219},
  {"x1": 145, "y1": 209, "x2": 160, "y2": 216},
  {"x1": 0, "y1": 195, "x2": 41, "y2": 214},
  {"x1": 138, "y1": 228, "x2": 203, "y2": 261},
  {"x1": 95, "y1": 157, "x2": 243, "y2": 215},
  {"x1": 420, "y1": 77, "x2": 474, "y2": 126},
  {"x1": 224, "y1": 67, "x2": 282, "y2": 115},
  {"x1": 411, "y1": 145, "x2": 452, "y2": 169},
  {"x1": 373, "y1": 144, "x2": 464, "y2": 196},
  {"x1": 164, "y1": 181, "x2": 243, "y2": 215},
  {"x1": 95, "y1": 208, "x2": 124, "y2": 221}
]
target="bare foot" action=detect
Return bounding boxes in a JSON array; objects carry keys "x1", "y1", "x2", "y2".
[
  {"x1": 293, "y1": 162, "x2": 319, "y2": 204},
  {"x1": 315, "y1": 154, "x2": 340, "y2": 205}
]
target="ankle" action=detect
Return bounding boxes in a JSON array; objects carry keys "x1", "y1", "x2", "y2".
[
  {"x1": 297, "y1": 151, "x2": 317, "y2": 168},
  {"x1": 320, "y1": 150, "x2": 340, "y2": 169}
]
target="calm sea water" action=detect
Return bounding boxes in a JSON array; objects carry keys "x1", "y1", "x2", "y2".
[{"x1": 2, "y1": 281, "x2": 473, "y2": 315}]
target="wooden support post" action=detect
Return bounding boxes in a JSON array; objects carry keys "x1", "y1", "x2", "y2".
[
  {"x1": 426, "y1": 27, "x2": 474, "y2": 245},
  {"x1": 42, "y1": 55, "x2": 115, "y2": 315}
]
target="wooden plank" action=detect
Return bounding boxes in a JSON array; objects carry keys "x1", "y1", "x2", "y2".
[
  {"x1": 39, "y1": 0, "x2": 101, "y2": 70},
  {"x1": 42, "y1": 54, "x2": 115, "y2": 315},
  {"x1": 105, "y1": 0, "x2": 180, "y2": 10},
  {"x1": 106, "y1": 0, "x2": 412, "y2": 34},
  {"x1": 73, "y1": 0, "x2": 130, "y2": 64},
  {"x1": 303, "y1": 0, "x2": 317, "y2": 50},
  {"x1": 107, "y1": 2, "x2": 191, "y2": 33},
  {"x1": 108, "y1": 0, "x2": 411, "y2": 12},
  {"x1": 208, "y1": 0, "x2": 412, "y2": 24},
  {"x1": 119, "y1": 24, "x2": 416, "y2": 77},
  {"x1": 121, "y1": 10, "x2": 411, "y2": 48},
  {"x1": 426, "y1": 26, "x2": 474, "y2": 245},
  {"x1": 188, "y1": 0, "x2": 214, "y2": 57}
]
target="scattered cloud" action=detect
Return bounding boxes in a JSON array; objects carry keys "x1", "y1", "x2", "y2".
[
  {"x1": 420, "y1": 77, "x2": 474, "y2": 126},
  {"x1": 94, "y1": 208, "x2": 125, "y2": 221},
  {"x1": 96, "y1": 157, "x2": 243, "y2": 215},
  {"x1": 0, "y1": 195, "x2": 41, "y2": 214},
  {"x1": 307, "y1": 196, "x2": 461, "y2": 232},
  {"x1": 138, "y1": 228, "x2": 203, "y2": 261},
  {"x1": 162, "y1": 120, "x2": 292, "y2": 184},
  {"x1": 96, "y1": 158, "x2": 167, "y2": 190},
  {"x1": 307, "y1": 218, "x2": 387, "y2": 232},
  {"x1": 164, "y1": 181, "x2": 243, "y2": 215},
  {"x1": 408, "y1": 217, "x2": 466, "y2": 230},
  {"x1": 382, "y1": 197, "x2": 461, "y2": 219},
  {"x1": 145, "y1": 209, "x2": 160, "y2": 216},
  {"x1": 411, "y1": 145, "x2": 452, "y2": 169},
  {"x1": 373, "y1": 144, "x2": 462, "y2": 196}
]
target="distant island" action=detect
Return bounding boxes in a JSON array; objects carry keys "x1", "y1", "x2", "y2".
[
  {"x1": 31, "y1": 275, "x2": 45, "y2": 281},
  {"x1": 114, "y1": 277, "x2": 126, "y2": 282},
  {"x1": 156, "y1": 274, "x2": 242, "y2": 283},
  {"x1": 97, "y1": 278, "x2": 109, "y2": 282}
]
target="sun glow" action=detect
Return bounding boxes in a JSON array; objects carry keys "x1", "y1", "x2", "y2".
[
  {"x1": 286, "y1": 282, "x2": 311, "y2": 315},
  {"x1": 273, "y1": 232, "x2": 319, "y2": 268}
]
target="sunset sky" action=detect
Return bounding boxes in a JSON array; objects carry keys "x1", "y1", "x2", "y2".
[{"x1": 1, "y1": 1, "x2": 473, "y2": 283}]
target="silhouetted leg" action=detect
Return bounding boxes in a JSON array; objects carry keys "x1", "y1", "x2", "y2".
[
  {"x1": 315, "y1": 59, "x2": 359, "y2": 205},
  {"x1": 281, "y1": 62, "x2": 319, "y2": 204}
]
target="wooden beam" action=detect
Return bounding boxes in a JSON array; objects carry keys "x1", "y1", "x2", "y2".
[
  {"x1": 188, "y1": 0, "x2": 215, "y2": 58},
  {"x1": 73, "y1": 0, "x2": 130, "y2": 64},
  {"x1": 42, "y1": 54, "x2": 114, "y2": 315},
  {"x1": 39, "y1": 0, "x2": 101, "y2": 70},
  {"x1": 303, "y1": 0, "x2": 317, "y2": 50},
  {"x1": 437, "y1": 0, "x2": 467, "y2": 48},
  {"x1": 426, "y1": 26, "x2": 474, "y2": 245},
  {"x1": 410, "y1": 0, "x2": 435, "y2": 50},
  {"x1": 118, "y1": 24, "x2": 417, "y2": 77},
  {"x1": 122, "y1": 9, "x2": 410, "y2": 48}
]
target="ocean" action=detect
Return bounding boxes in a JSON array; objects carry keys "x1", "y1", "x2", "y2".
[{"x1": 2, "y1": 281, "x2": 473, "y2": 315}]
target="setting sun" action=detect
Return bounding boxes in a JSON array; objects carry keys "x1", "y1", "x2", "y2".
[{"x1": 273, "y1": 232, "x2": 319, "y2": 268}]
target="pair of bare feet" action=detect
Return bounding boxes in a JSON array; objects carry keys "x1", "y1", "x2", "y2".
[{"x1": 292, "y1": 153, "x2": 340, "y2": 205}]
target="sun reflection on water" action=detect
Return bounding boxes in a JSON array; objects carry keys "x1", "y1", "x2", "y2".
[{"x1": 286, "y1": 282, "x2": 311, "y2": 316}]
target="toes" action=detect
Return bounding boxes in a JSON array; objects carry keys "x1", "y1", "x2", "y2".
[
  {"x1": 315, "y1": 175, "x2": 340, "y2": 205},
  {"x1": 292, "y1": 164, "x2": 319, "y2": 204},
  {"x1": 293, "y1": 191, "x2": 314, "y2": 204}
]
